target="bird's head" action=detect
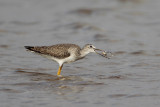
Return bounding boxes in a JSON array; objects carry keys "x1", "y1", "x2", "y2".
[
  {"x1": 82, "y1": 44, "x2": 113, "y2": 58},
  {"x1": 82, "y1": 44, "x2": 96, "y2": 53}
]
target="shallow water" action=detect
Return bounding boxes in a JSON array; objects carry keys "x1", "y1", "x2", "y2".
[{"x1": 1, "y1": 0, "x2": 160, "y2": 107}]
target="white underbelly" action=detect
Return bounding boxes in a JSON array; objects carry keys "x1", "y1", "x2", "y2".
[{"x1": 50, "y1": 54, "x2": 77, "y2": 66}]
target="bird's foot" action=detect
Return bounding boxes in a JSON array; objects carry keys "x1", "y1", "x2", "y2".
[{"x1": 57, "y1": 74, "x2": 63, "y2": 77}]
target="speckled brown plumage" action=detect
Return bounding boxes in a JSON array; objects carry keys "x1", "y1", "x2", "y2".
[{"x1": 25, "y1": 44, "x2": 81, "y2": 59}]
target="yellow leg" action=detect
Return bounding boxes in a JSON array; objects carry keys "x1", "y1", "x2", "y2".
[{"x1": 57, "y1": 65, "x2": 63, "y2": 76}]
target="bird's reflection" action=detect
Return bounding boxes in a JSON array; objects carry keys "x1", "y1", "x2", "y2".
[{"x1": 15, "y1": 70, "x2": 103, "y2": 97}]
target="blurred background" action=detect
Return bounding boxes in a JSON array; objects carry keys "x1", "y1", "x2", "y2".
[{"x1": 0, "y1": 0, "x2": 160, "y2": 107}]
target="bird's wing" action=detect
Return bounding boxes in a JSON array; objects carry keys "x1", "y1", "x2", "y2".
[{"x1": 26, "y1": 45, "x2": 71, "y2": 59}]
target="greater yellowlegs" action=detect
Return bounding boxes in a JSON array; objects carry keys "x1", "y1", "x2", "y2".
[{"x1": 24, "y1": 44, "x2": 111, "y2": 76}]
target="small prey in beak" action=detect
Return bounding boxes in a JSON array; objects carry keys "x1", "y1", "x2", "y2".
[{"x1": 94, "y1": 48, "x2": 113, "y2": 59}]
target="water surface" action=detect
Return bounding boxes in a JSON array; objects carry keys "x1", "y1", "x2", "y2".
[{"x1": 0, "y1": 0, "x2": 160, "y2": 107}]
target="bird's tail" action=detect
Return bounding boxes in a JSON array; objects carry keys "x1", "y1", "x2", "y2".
[{"x1": 24, "y1": 46, "x2": 34, "y2": 51}]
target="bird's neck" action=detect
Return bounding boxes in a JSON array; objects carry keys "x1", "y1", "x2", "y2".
[{"x1": 80, "y1": 48, "x2": 90, "y2": 58}]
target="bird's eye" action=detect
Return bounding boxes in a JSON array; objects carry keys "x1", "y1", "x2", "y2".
[{"x1": 90, "y1": 45, "x2": 92, "y2": 48}]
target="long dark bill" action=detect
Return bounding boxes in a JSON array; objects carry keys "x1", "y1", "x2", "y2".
[{"x1": 94, "y1": 48, "x2": 113, "y2": 59}]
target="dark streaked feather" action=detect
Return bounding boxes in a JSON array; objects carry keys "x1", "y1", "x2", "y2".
[
  {"x1": 24, "y1": 44, "x2": 81, "y2": 59},
  {"x1": 24, "y1": 46, "x2": 34, "y2": 50}
]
